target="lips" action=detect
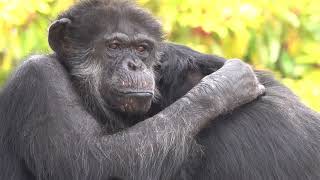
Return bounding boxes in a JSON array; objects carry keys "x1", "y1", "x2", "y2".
[
  {"x1": 117, "y1": 91, "x2": 154, "y2": 111},
  {"x1": 118, "y1": 91, "x2": 154, "y2": 97}
]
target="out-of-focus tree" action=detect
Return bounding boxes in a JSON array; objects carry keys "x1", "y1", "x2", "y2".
[
  {"x1": 0, "y1": 0, "x2": 319, "y2": 111},
  {"x1": 0, "y1": 0, "x2": 74, "y2": 84}
]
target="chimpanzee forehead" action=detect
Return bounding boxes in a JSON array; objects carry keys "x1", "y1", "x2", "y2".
[
  {"x1": 80, "y1": 7, "x2": 159, "y2": 38},
  {"x1": 113, "y1": 18, "x2": 153, "y2": 39},
  {"x1": 62, "y1": 3, "x2": 163, "y2": 43}
]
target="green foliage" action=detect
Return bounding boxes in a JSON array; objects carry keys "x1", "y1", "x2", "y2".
[
  {"x1": 0, "y1": 0, "x2": 319, "y2": 111},
  {"x1": 139, "y1": 0, "x2": 320, "y2": 111},
  {"x1": 0, "y1": 0, "x2": 74, "y2": 84}
]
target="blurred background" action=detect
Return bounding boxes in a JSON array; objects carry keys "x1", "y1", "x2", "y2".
[{"x1": 0, "y1": 0, "x2": 319, "y2": 111}]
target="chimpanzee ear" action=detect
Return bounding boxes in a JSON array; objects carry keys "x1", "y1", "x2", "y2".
[{"x1": 48, "y1": 18, "x2": 72, "y2": 55}]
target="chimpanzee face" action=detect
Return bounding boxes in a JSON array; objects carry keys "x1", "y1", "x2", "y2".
[
  {"x1": 48, "y1": 3, "x2": 163, "y2": 115},
  {"x1": 96, "y1": 30, "x2": 158, "y2": 114}
]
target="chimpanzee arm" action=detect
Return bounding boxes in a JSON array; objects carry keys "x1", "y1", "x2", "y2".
[{"x1": 0, "y1": 56, "x2": 263, "y2": 180}]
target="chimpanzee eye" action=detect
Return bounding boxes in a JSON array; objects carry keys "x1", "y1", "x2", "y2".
[
  {"x1": 136, "y1": 44, "x2": 148, "y2": 53},
  {"x1": 107, "y1": 40, "x2": 121, "y2": 49}
]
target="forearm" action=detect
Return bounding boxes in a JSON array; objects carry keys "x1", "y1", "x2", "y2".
[
  {"x1": 12, "y1": 82, "x2": 211, "y2": 179},
  {"x1": 103, "y1": 79, "x2": 233, "y2": 178},
  {"x1": 95, "y1": 89, "x2": 223, "y2": 178}
]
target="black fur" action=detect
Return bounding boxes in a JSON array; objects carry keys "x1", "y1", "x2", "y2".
[{"x1": 152, "y1": 43, "x2": 320, "y2": 179}]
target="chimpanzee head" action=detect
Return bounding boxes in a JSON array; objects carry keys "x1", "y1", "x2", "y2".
[{"x1": 48, "y1": 0, "x2": 163, "y2": 119}]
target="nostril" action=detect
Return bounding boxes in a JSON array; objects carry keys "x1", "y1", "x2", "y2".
[{"x1": 128, "y1": 61, "x2": 137, "y2": 71}]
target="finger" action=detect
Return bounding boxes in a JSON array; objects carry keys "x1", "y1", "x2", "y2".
[{"x1": 258, "y1": 84, "x2": 266, "y2": 95}]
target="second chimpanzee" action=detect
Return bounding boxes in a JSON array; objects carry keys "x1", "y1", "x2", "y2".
[{"x1": 152, "y1": 43, "x2": 320, "y2": 179}]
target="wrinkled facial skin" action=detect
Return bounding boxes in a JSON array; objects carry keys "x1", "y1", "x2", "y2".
[
  {"x1": 98, "y1": 32, "x2": 157, "y2": 114},
  {"x1": 50, "y1": 6, "x2": 163, "y2": 115}
]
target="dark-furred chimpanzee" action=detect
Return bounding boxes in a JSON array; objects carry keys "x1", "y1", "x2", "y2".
[
  {"x1": 151, "y1": 43, "x2": 320, "y2": 179},
  {"x1": 0, "y1": 0, "x2": 265, "y2": 180}
]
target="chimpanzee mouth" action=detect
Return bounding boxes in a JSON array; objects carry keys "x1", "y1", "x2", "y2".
[
  {"x1": 118, "y1": 91, "x2": 154, "y2": 98},
  {"x1": 111, "y1": 90, "x2": 154, "y2": 114}
]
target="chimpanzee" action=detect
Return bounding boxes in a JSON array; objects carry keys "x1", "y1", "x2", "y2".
[
  {"x1": 152, "y1": 43, "x2": 320, "y2": 179},
  {"x1": 0, "y1": 0, "x2": 264, "y2": 180}
]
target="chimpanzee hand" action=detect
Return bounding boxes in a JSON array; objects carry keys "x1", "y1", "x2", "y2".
[
  {"x1": 186, "y1": 59, "x2": 265, "y2": 117},
  {"x1": 219, "y1": 59, "x2": 265, "y2": 109}
]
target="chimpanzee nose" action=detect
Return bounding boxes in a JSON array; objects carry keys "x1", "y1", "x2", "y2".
[{"x1": 127, "y1": 60, "x2": 142, "y2": 71}]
